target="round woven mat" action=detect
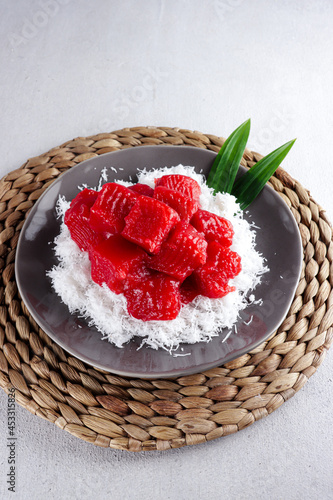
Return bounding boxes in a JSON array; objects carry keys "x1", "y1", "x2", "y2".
[{"x1": 0, "y1": 126, "x2": 332, "y2": 452}]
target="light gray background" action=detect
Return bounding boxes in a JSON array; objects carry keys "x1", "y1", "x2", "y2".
[{"x1": 1, "y1": 1, "x2": 333, "y2": 499}]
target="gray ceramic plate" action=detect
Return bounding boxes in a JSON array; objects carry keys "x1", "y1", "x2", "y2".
[{"x1": 15, "y1": 146, "x2": 303, "y2": 378}]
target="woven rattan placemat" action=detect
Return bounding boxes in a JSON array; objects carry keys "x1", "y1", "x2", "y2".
[{"x1": 0, "y1": 126, "x2": 332, "y2": 452}]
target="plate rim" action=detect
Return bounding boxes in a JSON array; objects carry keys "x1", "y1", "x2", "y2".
[{"x1": 15, "y1": 145, "x2": 303, "y2": 378}]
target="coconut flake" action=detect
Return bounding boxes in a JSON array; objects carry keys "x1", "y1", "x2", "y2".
[{"x1": 47, "y1": 164, "x2": 268, "y2": 351}]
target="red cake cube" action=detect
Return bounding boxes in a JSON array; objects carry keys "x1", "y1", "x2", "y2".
[
  {"x1": 148, "y1": 221, "x2": 207, "y2": 281},
  {"x1": 124, "y1": 268, "x2": 181, "y2": 321},
  {"x1": 190, "y1": 209, "x2": 234, "y2": 247},
  {"x1": 122, "y1": 196, "x2": 180, "y2": 254},
  {"x1": 155, "y1": 174, "x2": 201, "y2": 201},
  {"x1": 89, "y1": 183, "x2": 138, "y2": 235},
  {"x1": 129, "y1": 183, "x2": 154, "y2": 197},
  {"x1": 89, "y1": 234, "x2": 147, "y2": 294},
  {"x1": 179, "y1": 276, "x2": 200, "y2": 305},
  {"x1": 154, "y1": 186, "x2": 199, "y2": 221},
  {"x1": 64, "y1": 188, "x2": 101, "y2": 251},
  {"x1": 193, "y1": 241, "x2": 242, "y2": 298}
]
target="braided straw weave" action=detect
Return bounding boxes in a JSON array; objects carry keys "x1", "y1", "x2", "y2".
[{"x1": 0, "y1": 127, "x2": 332, "y2": 452}]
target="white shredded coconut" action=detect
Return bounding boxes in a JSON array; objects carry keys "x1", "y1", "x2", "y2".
[
  {"x1": 98, "y1": 167, "x2": 108, "y2": 190},
  {"x1": 222, "y1": 330, "x2": 232, "y2": 343},
  {"x1": 47, "y1": 164, "x2": 268, "y2": 351},
  {"x1": 244, "y1": 315, "x2": 253, "y2": 326}
]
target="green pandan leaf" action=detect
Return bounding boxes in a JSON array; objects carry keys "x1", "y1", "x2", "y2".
[
  {"x1": 231, "y1": 139, "x2": 296, "y2": 210},
  {"x1": 207, "y1": 119, "x2": 251, "y2": 194}
]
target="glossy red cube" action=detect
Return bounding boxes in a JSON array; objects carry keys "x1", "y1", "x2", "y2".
[
  {"x1": 148, "y1": 221, "x2": 207, "y2": 281},
  {"x1": 89, "y1": 183, "x2": 138, "y2": 235},
  {"x1": 124, "y1": 268, "x2": 181, "y2": 321},
  {"x1": 154, "y1": 186, "x2": 199, "y2": 221},
  {"x1": 90, "y1": 234, "x2": 147, "y2": 294},
  {"x1": 129, "y1": 183, "x2": 154, "y2": 197},
  {"x1": 179, "y1": 276, "x2": 200, "y2": 305},
  {"x1": 191, "y1": 209, "x2": 234, "y2": 247},
  {"x1": 193, "y1": 241, "x2": 242, "y2": 298},
  {"x1": 64, "y1": 188, "x2": 101, "y2": 251},
  {"x1": 122, "y1": 196, "x2": 180, "y2": 254},
  {"x1": 155, "y1": 174, "x2": 201, "y2": 201}
]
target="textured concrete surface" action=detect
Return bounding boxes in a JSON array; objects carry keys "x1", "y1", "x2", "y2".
[{"x1": 0, "y1": 1, "x2": 333, "y2": 499}]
